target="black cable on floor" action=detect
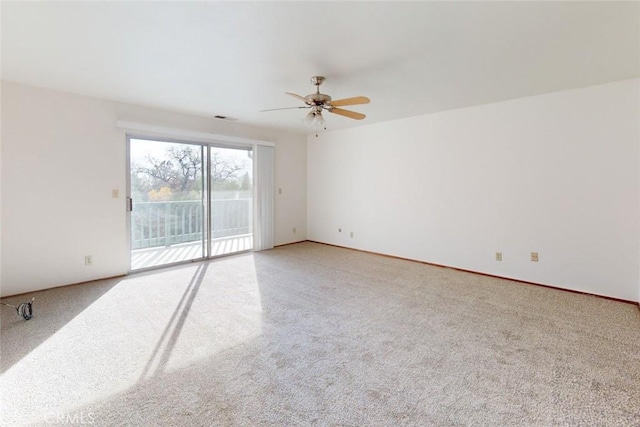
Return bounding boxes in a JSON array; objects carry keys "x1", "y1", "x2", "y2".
[{"x1": 0, "y1": 297, "x2": 35, "y2": 320}]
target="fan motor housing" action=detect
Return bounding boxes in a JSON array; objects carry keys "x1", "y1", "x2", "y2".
[{"x1": 306, "y1": 93, "x2": 332, "y2": 105}]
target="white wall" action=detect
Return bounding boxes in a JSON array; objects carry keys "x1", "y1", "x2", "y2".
[
  {"x1": 0, "y1": 82, "x2": 3, "y2": 292},
  {"x1": 274, "y1": 132, "x2": 308, "y2": 243},
  {"x1": 308, "y1": 79, "x2": 640, "y2": 302},
  {"x1": 1, "y1": 81, "x2": 307, "y2": 297}
]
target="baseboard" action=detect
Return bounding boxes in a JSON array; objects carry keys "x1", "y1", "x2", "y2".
[
  {"x1": 274, "y1": 240, "x2": 308, "y2": 248},
  {"x1": 304, "y1": 240, "x2": 638, "y2": 307},
  {"x1": 0, "y1": 274, "x2": 127, "y2": 299},
  {"x1": 5, "y1": 242, "x2": 639, "y2": 310}
]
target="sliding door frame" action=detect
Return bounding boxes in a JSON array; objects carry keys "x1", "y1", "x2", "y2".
[{"x1": 126, "y1": 134, "x2": 255, "y2": 273}]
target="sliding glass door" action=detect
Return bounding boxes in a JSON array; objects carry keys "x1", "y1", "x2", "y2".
[
  {"x1": 128, "y1": 138, "x2": 253, "y2": 270},
  {"x1": 209, "y1": 146, "x2": 253, "y2": 257}
]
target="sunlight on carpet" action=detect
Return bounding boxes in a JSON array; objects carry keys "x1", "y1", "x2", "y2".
[{"x1": 0, "y1": 254, "x2": 263, "y2": 425}]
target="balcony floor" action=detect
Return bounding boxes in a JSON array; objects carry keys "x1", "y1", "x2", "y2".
[{"x1": 131, "y1": 234, "x2": 252, "y2": 270}]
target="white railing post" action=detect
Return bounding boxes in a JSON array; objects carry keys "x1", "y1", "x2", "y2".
[{"x1": 164, "y1": 202, "x2": 171, "y2": 247}]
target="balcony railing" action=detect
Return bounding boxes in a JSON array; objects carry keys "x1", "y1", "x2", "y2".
[{"x1": 131, "y1": 198, "x2": 252, "y2": 250}]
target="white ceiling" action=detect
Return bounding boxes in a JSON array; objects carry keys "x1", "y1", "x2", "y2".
[{"x1": 2, "y1": 1, "x2": 638, "y2": 134}]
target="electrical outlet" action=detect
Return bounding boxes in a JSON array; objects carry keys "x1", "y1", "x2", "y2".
[
  {"x1": 293, "y1": 227, "x2": 296, "y2": 234},
  {"x1": 85, "y1": 255, "x2": 92, "y2": 266},
  {"x1": 495, "y1": 252, "x2": 502, "y2": 261},
  {"x1": 531, "y1": 252, "x2": 539, "y2": 262}
]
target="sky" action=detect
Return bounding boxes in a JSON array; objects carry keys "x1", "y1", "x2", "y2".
[{"x1": 130, "y1": 138, "x2": 253, "y2": 178}]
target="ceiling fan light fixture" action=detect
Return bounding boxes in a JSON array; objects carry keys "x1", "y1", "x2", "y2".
[
  {"x1": 314, "y1": 112, "x2": 326, "y2": 129},
  {"x1": 304, "y1": 110, "x2": 326, "y2": 131},
  {"x1": 304, "y1": 111, "x2": 316, "y2": 126}
]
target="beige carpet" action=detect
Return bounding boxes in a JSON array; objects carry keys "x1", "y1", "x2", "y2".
[{"x1": 1, "y1": 242, "x2": 639, "y2": 426}]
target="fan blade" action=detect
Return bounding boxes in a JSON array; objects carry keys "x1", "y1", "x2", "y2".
[
  {"x1": 330, "y1": 96, "x2": 370, "y2": 107},
  {"x1": 329, "y1": 108, "x2": 366, "y2": 120},
  {"x1": 260, "y1": 106, "x2": 309, "y2": 112},
  {"x1": 285, "y1": 92, "x2": 311, "y2": 104}
]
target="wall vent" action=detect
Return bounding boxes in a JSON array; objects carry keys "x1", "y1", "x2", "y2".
[{"x1": 213, "y1": 115, "x2": 238, "y2": 121}]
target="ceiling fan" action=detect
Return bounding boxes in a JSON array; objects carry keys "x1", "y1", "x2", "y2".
[{"x1": 261, "y1": 76, "x2": 370, "y2": 132}]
